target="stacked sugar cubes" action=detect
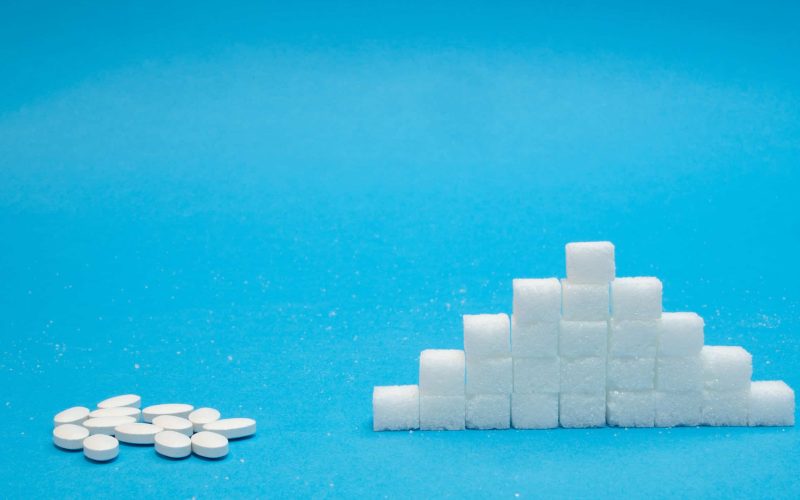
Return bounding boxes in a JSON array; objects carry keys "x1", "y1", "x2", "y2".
[
  {"x1": 654, "y1": 313, "x2": 704, "y2": 426},
  {"x1": 419, "y1": 350, "x2": 466, "y2": 430},
  {"x1": 464, "y1": 314, "x2": 512, "y2": 429}
]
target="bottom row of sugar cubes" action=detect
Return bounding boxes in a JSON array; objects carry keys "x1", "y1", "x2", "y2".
[{"x1": 52, "y1": 394, "x2": 256, "y2": 462}]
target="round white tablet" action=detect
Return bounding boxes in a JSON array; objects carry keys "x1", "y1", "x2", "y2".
[
  {"x1": 152, "y1": 415, "x2": 193, "y2": 436},
  {"x1": 115, "y1": 422, "x2": 163, "y2": 444},
  {"x1": 54, "y1": 406, "x2": 90, "y2": 427},
  {"x1": 203, "y1": 418, "x2": 256, "y2": 439},
  {"x1": 142, "y1": 403, "x2": 194, "y2": 422},
  {"x1": 188, "y1": 407, "x2": 221, "y2": 432},
  {"x1": 97, "y1": 394, "x2": 141, "y2": 409},
  {"x1": 53, "y1": 424, "x2": 90, "y2": 450},
  {"x1": 191, "y1": 431, "x2": 228, "y2": 459},
  {"x1": 83, "y1": 434, "x2": 119, "y2": 462},
  {"x1": 89, "y1": 407, "x2": 141, "y2": 420},
  {"x1": 83, "y1": 416, "x2": 137, "y2": 435},
  {"x1": 154, "y1": 430, "x2": 192, "y2": 459}
]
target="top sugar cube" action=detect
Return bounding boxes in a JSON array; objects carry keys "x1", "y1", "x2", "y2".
[
  {"x1": 611, "y1": 277, "x2": 663, "y2": 320},
  {"x1": 566, "y1": 242, "x2": 615, "y2": 284},
  {"x1": 512, "y1": 278, "x2": 561, "y2": 323},
  {"x1": 659, "y1": 312, "x2": 704, "y2": 356},
  {"x1": 463, "y1": 314, "x2": 510, "y2": 358},
  {"x1": 419, "y1": 349, "x2": 466, "y2": 395}
]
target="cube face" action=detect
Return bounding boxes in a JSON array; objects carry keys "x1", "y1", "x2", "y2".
[
  {"x1": 702, "y1": 390, "x2": 749, "y2": 426},
  {"x1": 561, "y1": 280, "x2": 610, "y2": 321},
  {"x1": 559, "y1": 393, "x2": 606, "y2": 428},
  {"x1": 466, "y1": 394, "x2": 511, "y2": 430},
  {"x1": 466, "y1": 357, "x2": 512, "y2": 395},
  {"x1": 419, "y1": 349, "x2": 465, "y2": 396},
  {"x1": 748, "y1": 381, "x2": 795, "y2": 426},
  {"x1": 559, "y1": 320, "x2": 608, "y2": 358},
  {"x1": 372, "y1": 385, "x2": 420, "y2": 431},
  {"x1": 607, "y1": 357, "x2": 655, "y2": 391},
  {"x1": 655, "y1": 391, "x2": 702, "y2": 427},
  {"x1": 656, "y1": 356, "x2": 703, "y2": 392},
  {"x1": 560, "y1": 357, "x2": 606, "y2": 393},
  {"x1": 463, "y1": 313, "x2": 510, "y2": 358},
  {"x1": 419, "y1": 395, "x2": 465, "y2": 430},
  {"x1": 512, "y1": 278, "x2": 562, "y2": 323},
  {"x1": 609, "y1": 320, "x2": 658, "y2": 358},
  {"x1": 565, "y1": 241, "x2": 615, "y2": 284},
  {"x1": 513, "y1": 357, "x2": 560, "y2": 394},
  {"x1": 658, "y1": 312, "x2": 704, "y2": 357},
  {"x1": 611, "y1": 277, "x2": 662, "y2": 320},
  {"x1": 511, "y1": 317, "x2": 558, "y2": 357},
  {"x1": 606, "y1": 391, "x2": 655, "y2": 428},
  {"x1": 511, "y1": 393, "x2": 558, "y2": 429},
  {"x1": 701, "y1": 346, "x2": 752, "y2": 391}
]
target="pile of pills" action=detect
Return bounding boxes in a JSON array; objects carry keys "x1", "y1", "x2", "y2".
[{"x1": 52, "y1": 394, "x2": 256, "y2": 462}]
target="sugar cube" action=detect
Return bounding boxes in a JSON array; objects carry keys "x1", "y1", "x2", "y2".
[
  {"x1": 466, "y1": 394, "x2": 511, "y2": 430},
  {"x1": 560, "y1": 357, "x2": 606, "y2": 393},
  {"x1": 511, "y1": 317, "x2": 558, "y2": 357},
  {"x1": 748, "y1": 381, "x2": 795, "y2": 426},
  {"x1": 565, "y1": 241, "x2": 615, "y2": 284},
  {"x1": 607, "y1": 357, "x2": 655, "y2": 391},
  {"x1": 559, "y1": 392, "x2": 606, "y2": 428},
  {"x1": 463, "y1": 313, "x2": 510, "y2": 358},
  {"x1": 611, "y1": 277, "x2": 662, "y2": 320},
  {"x1": 372, "y1": 385, "x2": 420, "y2": 431},
  {"x1": 466, "y1": 357, "x2": 512, "y2": 395},
  {"x1": 606, "y1": 391, "x2": 655, "y2": 427},
  {"x1": 608, "y1": 320, "x2": 658, "y2": 357},
  {"x1": 656, "y1": 356, "x2": 702, "y2": 392},
  {"x1": 655, "y1": 391, "x2": 702, "y2": 427},
  {"x1": 701, "y1": 346, "x2": 752, "y2": 390},
  {"x1": 419, "y1": 395, "x2": 466, "y2": 430},
  {"x1": 419, "y1": 349, "x2": 465, "y2": 396},
  {"x1": 559, "y1": 320, "x2": 608, "y2": 358},
  {"x1": 702, "y1": 390, "x2": 749, "y2": 426},
  {"x1": 513, "y1": 357, "x2": 560, "y2": 394},
  {"x1": 658, "y1": 312, "x2": 704, "y2": 357},
  {"x1": 561, "y1": 280, "x2": 610, "y2": 321},
  {"x1": 511, "y1": 393, "x2": 558, "y2": 429},
  {"x1": 512, "y1": 278, "x2": 561, "y2": 323}
]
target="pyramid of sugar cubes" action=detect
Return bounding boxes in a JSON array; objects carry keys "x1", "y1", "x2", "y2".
[{"x1": 372, "y1": 241, "x2": 795, "y2": 430}]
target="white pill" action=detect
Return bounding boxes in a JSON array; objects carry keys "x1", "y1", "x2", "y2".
[
  {"x1": 152, "y1": 415, "x2": 193, "y2": 436},
  {"x1": 191, "y1": 431, "x2": 228, "y2": 459},
  {"x1": 53, "y1": 424, "x2": 90, "y2": 450},
  {"x1": 154, "y1": 430, "x2": 192, "y2": 459},
  {"x1": 115, "y1": 422, "x2": 163, "y2": 444},
  {"x1": 54, "y1": 406, "x2": 90, "y2": 427},
  {"x1": 83, "y1": 434, "x2": 119, "y2": 462},
  {"x1": 89, "y1": 407, "x2": 141, "y2": 420},
  {"x1": 188, "y1": 407, "x2": 221, "y2": 432},
  {"x1": 203, "y1": 418, "x2": 256, "y2": 439},
  {"x1": 83, "y1": 416, "x2": 137, "y2": 435},
  {"x1": 142, "y1": 403, "x2": 194, "y2": 422},
  {"x1": 97, "y1": 394, "x2": 141, "y2": 409}
]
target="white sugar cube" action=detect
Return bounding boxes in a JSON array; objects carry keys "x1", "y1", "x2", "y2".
[
  {"x1": 561, "y1": 280, "x2": 609, "y2": 321},
  {"x1": 560, "y1": 357, "x2": 606, "y2": 393},
  {"x1": 511, "y1": 393, "x2": 558, "y2": 429},
  {"x1": 702, "y1": 390, "x2": 749, "y2": 426},
  {"x1": 466, "y1": 357, "x2": 512, "y2": 395},
  {"x1": 607, "y1": 357, "x2": 655, "y2": 391},
  {"x1": 606, "y1": 391, "x2": 655, "y2": 427},
  {"x1": 655, "y1": 391, "x2": 702, "y2": 427},
  {"x1": 749, "y1": 381, "x2": 795, "y2": 426},
  {"x1": 419, "y1": 395, "x2": 465, "y2": 430},
  {"x1": 658, "y1": 312, "x2": 704, "y2": 356},
  {"x1": 559, "y1": 392, "x2": 606, "y2": 428},
  {"x1": 511, "y1": 317, "x2": 558, "y2": 357},
  {"x1": 611, "y1": 277, "x2": 662, "y2": 320},
  {"x1": 559, "y1": 320, "x2": 608, "y2": 358},
  {"x1": 463, "y1": 313, "x2": 510, "y2": 358},
  {"x1": 565, "y1": 241, "x2": 615, "y2": 284},
  {"x1": 513, "y1": 357, "x2": 560, "y2": 394},
  {"x1": 372, "y1": 385, "x2": 420, "y2": 431},
  {"x1": 701, "y1": 346, "x2": 752, "y2": 390},
  {"x1": 512, "y1": 278, "x2": 562, "y2": 323},
  {"x1": 608, "y1": 320, "x2": 658, "y2": 357},
  {"x1": 419, "y1": 349, "x2": 465, "y2": 396},
  {"x1": 466, "y1": 394, "x2": 511, "y2": 430},
  {"x1": 656, "y1": 356, "x2": 702, "y2": 391}
]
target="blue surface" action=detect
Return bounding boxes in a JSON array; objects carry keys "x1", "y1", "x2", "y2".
[{"x1": 1, "y1": 1, "x2": 799, "y2": 497}]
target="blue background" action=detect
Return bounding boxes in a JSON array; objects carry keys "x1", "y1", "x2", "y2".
[{"x1": 1, "y1": 1, "x2": 799, "y2": 497}]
